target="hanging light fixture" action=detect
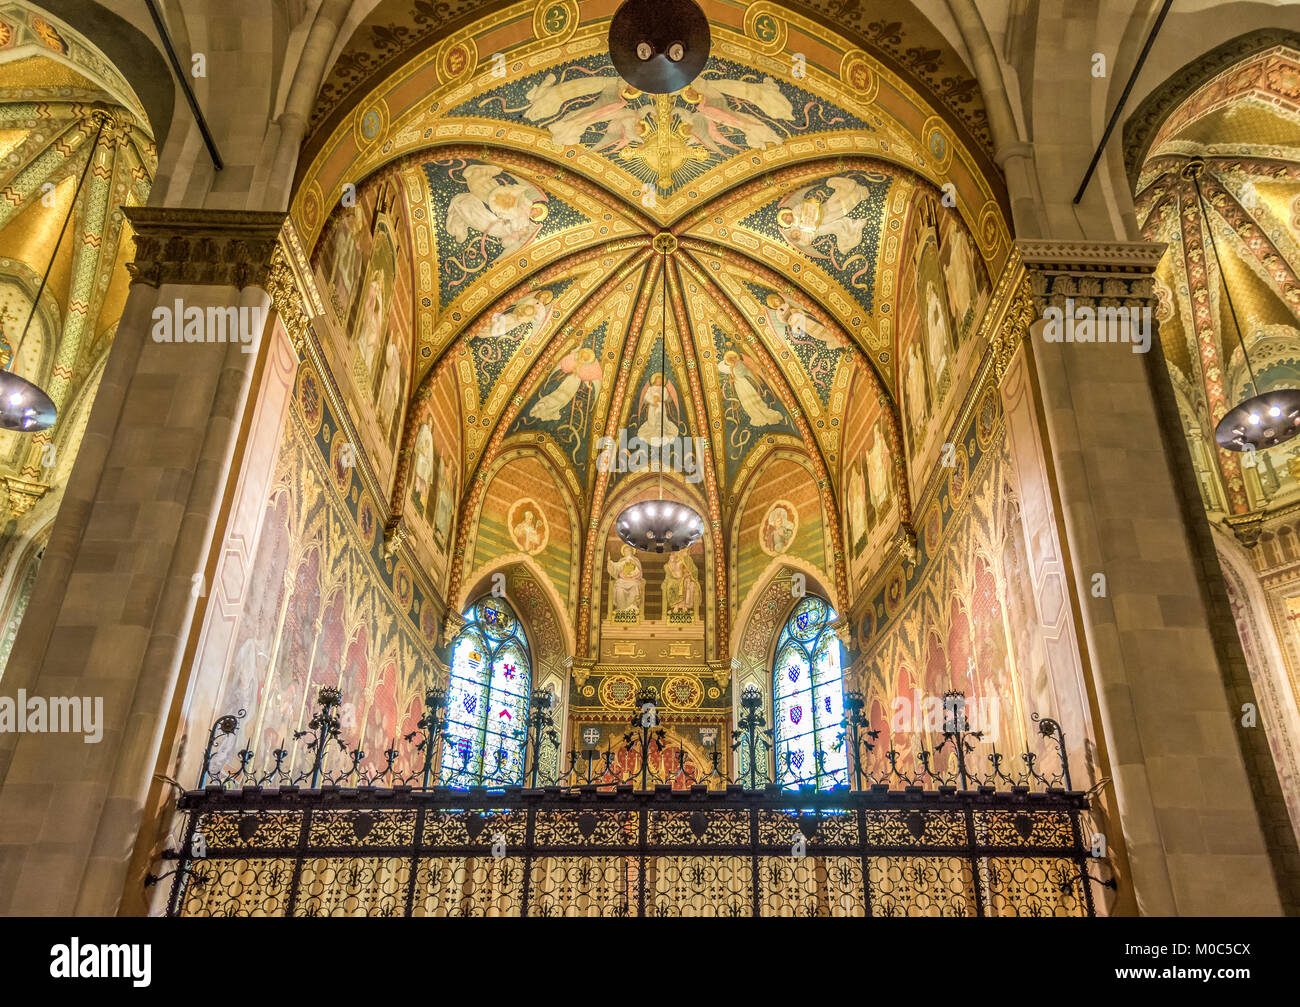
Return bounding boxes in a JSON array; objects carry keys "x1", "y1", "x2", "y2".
[
  {"x1": 1183, "y1": 159, "x2": 1300, "y2": 452},
  {"x1": 615, "y1": 242, "x2": 704, "y2": 554},
  {"x1": 0, "y1": 111, "x2": 108, "y2": 433},
  {"x1": 608, "y1": 0, "x2": 711, "y2": 94}
]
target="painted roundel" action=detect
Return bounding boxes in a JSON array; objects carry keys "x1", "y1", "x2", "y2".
[
  {"x1": 976, "y1": 386, "x2": 999, "y2": 448},
  {"x1": 920, "y1": 116, "x2": 953, "y2": 175},
  {"x1": 296, "y1": 363, "x2": 323, "y2": 435},
  {"x1": 884, "y1": 565, "x2": 905, "y2": 618},
  {"x1": 923, "y1": 505, "x2": 942, "y2": 554},
  {"x1": 662, "y1": 675, "x2": 702, "y2": 710},
  {"x1": 329, "y1": 431, "x2": 354, "y2": 492},
  {"x1": 598, "y1": 673, "x2": 639, "y2": 709},
  {"x1": 393, "y1": 561, "x2": 413, "y2": 609},
  {"x1": 948, "y1": 443, "x2": 969, "y2": 501},
  {"x1": 420, "y1": 601, "x2": 439, "y2": 642},
  {"x1": 533, "y1": 0, "x2": 578, "y2": 44}
]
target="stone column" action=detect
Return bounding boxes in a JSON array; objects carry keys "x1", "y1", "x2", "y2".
[
  {"x1": 1020, "y1": 238, "x2": 1288, "y2": 915},
  {"x1": 0, "y1": 208, "x2": 285, "y2": 916}
]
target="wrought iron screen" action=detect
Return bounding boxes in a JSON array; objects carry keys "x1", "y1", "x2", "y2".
[
  {"x1": 166, "y1": 786, "x2": 1096, "y2": 917},
  {"x1": 159, "y1": 687, "x2": 1101, "y2": 917}
]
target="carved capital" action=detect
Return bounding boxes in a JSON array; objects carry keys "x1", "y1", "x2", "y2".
[
  {"x1": 1017, "y1": 239, "x2": 1166, "y2": 311},
  {"x1": 2, "y1": 477, "x2": 48, "y2": 520},
  {"x1": 992, "y1": 278, "x2": 1036, "y2": 381},
  {"x1": 441, "y1": 609, "x2": 468, "y2": 646},
  {"x1": 707, "y1": 660, "x2": 731, "y2": 689},
  {"x1": 265, "y1": 245, "x2": 311, "y2": 354},
  {"x1": 382, "y1": 515, "x2": 410, "y2": 561},
  {"x1": 124, "y1": 207, "x2": 288, "y2": 289},
  {"x1": 570, "y1": 656, "x2": 596, "y2": 689},
  {"x1": 1224, "y1": 511, "x2": 1266, "y2": 549}
]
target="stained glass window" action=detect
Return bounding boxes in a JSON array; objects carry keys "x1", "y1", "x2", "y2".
[
  {"x1": 772, "y1": 596, "x2": 847, "y2": 790},
  {"x1": 442, "y1": 597, "x2": 532, "y2": 787}
]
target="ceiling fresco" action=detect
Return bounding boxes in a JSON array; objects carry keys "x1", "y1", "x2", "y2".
[
  {"x1": 297, "y1": 0, "x2": 1013, "y2": 627},
  {"x1": 302, "y1": 0, "x2": 996, "y2": 165},
  {"x1": 1136, "y1": 43, "x2": 1300, "y2": 520}
]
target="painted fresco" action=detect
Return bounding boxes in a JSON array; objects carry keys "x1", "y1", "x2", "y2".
[
  {"x1": 422, "y1": 157, "x2": 586, "y2": 309},
  {"x1": 468, "y1": 452, "x2": 575, "y2": 615},
  {"x1": 404, "y1": 361, "x2": 462, "y2": 593},
  {"x1": 841, "y1": 371, "x2": 902, "y2": 591},
  {"x1": 311, "y1": 172, "x2": 416, "y2": 486},
  {"x1": 852, "y1": 384, "x2": 1057, "y2": 775},
  {"x1": 510, "y1": 320, "x2": 611, "y2": 472},
  {"x1": 712, "y1": 324, "x2": 798, "y2": 483},
  {"x1": 743, "y1": 169, "x2": 893, "y2": 314},
  {"x1": 467, "y1": 279, "x2": 571, "y2": 407},
  {"x1": 896, "y1": 194, "x2": 991, "y2": 477},
  {"x1": 732, "y1": 454, "x2": 829, "y2": 619},
  {"x1": 207, "y1": 363, "x2": 439, "y2": 782},
  {"x1": 451, "y1": 53, "x2": 868, "y2": 199}
]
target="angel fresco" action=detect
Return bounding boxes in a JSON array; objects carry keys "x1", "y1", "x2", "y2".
[
  {"x1": 680, "y1": 76, "x2": 794, "y2": 152},
  {"x1": 487, "y1": 289, "x2": 555, "y2": 341},
  {"x1": 446, "y1": 164, "x2": 547, "y2": 254},
  {"x1": 718, "y1": 349, "x2": 783, "y2": 427},
  {"x1": 524, "y1": 73, "x2": 643, "y2": 151},
  {"x1": 529, "y1": 346, "x2": 602, "y2": 422},
  {"x1": 777, "y1": 176, "x2": 873, "y2": 255},
  {"x1": 764, "y1": 293, "x2": 848, "y2": 352}
]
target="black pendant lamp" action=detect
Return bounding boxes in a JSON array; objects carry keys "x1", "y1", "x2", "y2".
[
  {"x1": 608, "y1": 0, "x2": 711, "y2": 94},
  {"x1": 615, "y1": 249, "x2": 704, "y2": 554},
  {"x1": 0, "y1": 112, "x2": 108, "y2": 432},
  {"x1": 1185, "y1": 160, "x2": 1300, "y2": 452}
]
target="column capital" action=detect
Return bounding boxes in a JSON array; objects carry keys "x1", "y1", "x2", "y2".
[
  {"x1": 1016, "y1": 239, "x2": 1167, "y2": 308},
  {"x1": 123, "y1": 207, "x2": 288, "y2": 289}
]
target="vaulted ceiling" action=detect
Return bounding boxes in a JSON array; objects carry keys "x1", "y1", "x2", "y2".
[
  {"x1": 293, "y1": 0, "x2": 1011, "y2": 618},
  {"x1": 0, "y1": 1, "x2": 154, "y2": 491},
  {"x1": 1136, "y1": 43, "x2": 1300, "y2": 518}
]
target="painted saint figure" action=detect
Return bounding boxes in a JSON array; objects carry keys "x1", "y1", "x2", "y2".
[
  {"x1": 607, "y1": 544, "x2": 645, "y2": 616},
  {"x1": 410, "y1": 424, "x2": 434, "y2": 518},
  {"x1": 763, "y1": 505, "x2": 796, "y2": 554},
  {"x1": 638, "y1": 373, "x2": 680, "y2": 447},
  {"x1": 511, "y1": 507, "x2": 545, "y2": 555},
  {"x1": 663, "y1": 549, "x2": 701, "y2": 618}
]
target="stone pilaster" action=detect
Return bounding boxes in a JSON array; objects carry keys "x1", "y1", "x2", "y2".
[
  {"x1": 0, "y1": 207, "x2": 285, "y2": 916},
  {"x1": 1019, "y1": 238, "x2": 1291, "y2": 915}
]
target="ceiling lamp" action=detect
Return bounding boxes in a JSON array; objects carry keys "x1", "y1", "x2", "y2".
[
  {"x1": 608, "y1": 0, "x2": 711, "y2": 94},
  {"x1": 1182, "y1": 160, "x2": 1300, "y2": 453},
  {"x1": 614, "y1": 243, "x2": 704, "y2": 554},
  {"x1": 617, "y1": 498, "x2": 704, "y2": 554},
  {"x1": 0, "y1": 112, "x2": 108, "y2": 433}
]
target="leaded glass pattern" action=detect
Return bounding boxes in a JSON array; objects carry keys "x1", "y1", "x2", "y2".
[
  {"x1": 772, "y1": 596, "x2": 848, "y2": 790},
  {"x1": 441, "y1": 597, "x2": 532, "y2": 786}
]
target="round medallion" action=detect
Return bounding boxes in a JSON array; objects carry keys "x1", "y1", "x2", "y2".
[
  {"x1": 743, "y1": 4, "x2": 788, "y2": 54},
  {"x1": 662, "y1": 675, "x2": 702, "y2": 710},
  {"x1": 840, "y1": 50, "x2": 878, "y2": 103},
  {"x1": 598, "y1": 674, "x2": 639, "y2": 709}
]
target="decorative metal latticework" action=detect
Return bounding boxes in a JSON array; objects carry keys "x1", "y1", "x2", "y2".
[{"x1": 156, "y1": 686, "x2": 1104, "y2": 917}]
